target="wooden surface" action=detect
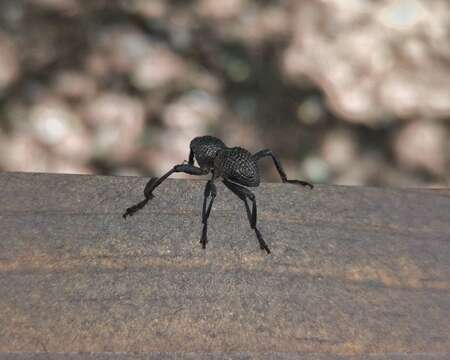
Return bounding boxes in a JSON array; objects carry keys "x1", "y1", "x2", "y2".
[{"x1": 0, "y1": 172, "x2": 449, "y2": 358}]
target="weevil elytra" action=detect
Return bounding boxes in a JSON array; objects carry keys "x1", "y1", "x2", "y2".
[{"x1": 123, "y1": 135, "x2": 313, "y2": 254}]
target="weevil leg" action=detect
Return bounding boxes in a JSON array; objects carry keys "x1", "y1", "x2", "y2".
[
  {"x1": 123, "y1": 163, "x2": 208, "y2": 218},
  {"x1": 252, "y1": 149, "x2": 313, "y2": 189},
  {"x1": 200, "y1": 178, "x2": 217, "y2": 249},
  {"x1": 188, "y1": 149, "x2": 195, "y2": 166},
  {"x1": 223, "y1": 179, "x2": 271, "y2": 254}
]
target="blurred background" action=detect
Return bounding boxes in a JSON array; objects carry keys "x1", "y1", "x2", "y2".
[{"x1": 0, "y1": 0, "x2": 449, "y2": 187}]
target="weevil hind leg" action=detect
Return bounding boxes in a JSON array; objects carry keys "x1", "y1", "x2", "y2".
[
  {"x1": 200, "y1": 178, "x2": 217, "y2": 249},
  {"x1": 253, "y1": 149, "x2": 313, "y2": 189},
  {"x1": 222, "y1": 179, "x2": 271, "y2": 254}
]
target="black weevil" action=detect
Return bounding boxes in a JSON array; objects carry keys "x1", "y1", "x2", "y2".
[{"x1": 123, "y1": 135, "x2": 313, "y2": 254}]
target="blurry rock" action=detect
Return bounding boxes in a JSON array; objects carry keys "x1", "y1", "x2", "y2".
[
  {"x1": 296, "y1": 97, "x2": 325, "y2": 125},
  {"x1": 29, "y1": 98, "x2": 76, "y2": 145},
  {"x1": 379, "y1": 72, "x2": 419, "y2": 118},
  {"x1": 334, "y1": 153, "x2": 384, "y2": 186},
  {"x1": 130, "y1": 46, "x2": 186, "y2": 91},
  {"x1": 165, "y1": 10, "x2": 194, "y2": 50},
  {"x1": 283, "y1": 0, "x2": 450, "y2": 124},
  {"x1": 0, "y1": 1, "x2": 24, "y2": 29},
  {"x1": 232, "y1": 96, "x2": 257, "y2": 119},
  {"x1": 394, "y1": 120, "x2": 448, "y2": 175},
  {"x1": 301, "y1": 156, "x2": 331, "y2": 184},
  {"x1": 162, "y1": 90, "x2": 222, "y2": 131},
  {"x1": 222, "y1": 121, "x2": 261, "y2": 151},
  {"x1": 186, "y1": 69, "x2": 223, "y2": 94},
  {"x1": 223, "y1": 57, "x2": 251, "y2": 83},
  {"x1": 376, "y1": 0, "x2": 427, "y2": 31},
  {"x1": 0, "y1": 33, "x2": 19, "y2": 94},
  {"x1": 379, "y1": 69, "x2": 450, "y2": 119},
  {"x1": 382, "y1": 166, "x2": 429, "y2": 188},
  {"x1": 197, "y1": 0, "x2": 246, "y2": 20},
  {"x1": 53, "y1": 70, "x2": 97, "y2": 100},
  {"x1": 143, "y1": 92, "x2": 166, "y2": 118},
  {"x1": 0, "y1": 133, "x2": 48, "y2": 172},
  {"x1": 52, "y1": 130, "x2": 92, "y2": 163},
  {"x1": 3, "y1": 100, "x2": 28, "y2": 131},
  {"x1": 45, "y1": 157, "x2": 93, "y2": 174},
  {"x1": 124, "y1": 0, "x2": 167, "y2": 19},
  {"x1": 260, "y1": 6, "x2": 289, "y2": 37},
  {"x1": 98, "y1": 26, "x2": 150, "y2": 74},
  {"x1": 18, "y1": 1, "x2": 90, "y2": 71},
  {"x1": 227, "y1": 4, "x2": 290, "y2": 44},
  {"x1": 28, "y1": 97, "x2": 93, "y2": 162},
  {"x1": 83, "y1": 93, "x2": 145, "y2": 162},
  {"x1": 0, "y1": 0, "x2": 447, "y2": 187},
  {"x1": 84, "y1": 51, "x2": 111, "y2": 80},
  {"x1": 29, "y1": 0, "x2": 80, "y2": 13},
  {"x1": 321, "y1": 129, "x2": 358, "y2": 172}
]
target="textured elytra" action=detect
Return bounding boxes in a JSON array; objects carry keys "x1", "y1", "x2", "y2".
[{"x1": 214, "y1": 147, "x2": 260, "y2": 187}]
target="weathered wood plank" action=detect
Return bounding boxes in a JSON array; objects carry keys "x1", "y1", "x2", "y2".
[{"x1": 0, "y1": 172, "x2": 449, "y2": 358}]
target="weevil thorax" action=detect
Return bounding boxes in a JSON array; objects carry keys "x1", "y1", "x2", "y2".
[
  {"x1": 214, "y1": 147, "x2": 260, "y2": 187},
  {"x1": 190, "y1": 136, "x2": 226, "y2": 169}
]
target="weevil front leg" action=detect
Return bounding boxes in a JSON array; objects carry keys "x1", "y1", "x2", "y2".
[
  {"x1": 123, "y1": 163, "x2": 208, "y2": 219},
  {"x1": 200, "y1": 178, "x2": 217, "y2": 249}
]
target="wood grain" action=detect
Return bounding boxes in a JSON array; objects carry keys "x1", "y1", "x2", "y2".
[{"x1": 0, "y1": 172, "x2": 449, "y2": 358}]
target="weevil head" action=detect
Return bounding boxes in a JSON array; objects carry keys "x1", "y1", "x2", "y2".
[{"x1": 190, "y1": 136, "x2": 226, "y2": 169}]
